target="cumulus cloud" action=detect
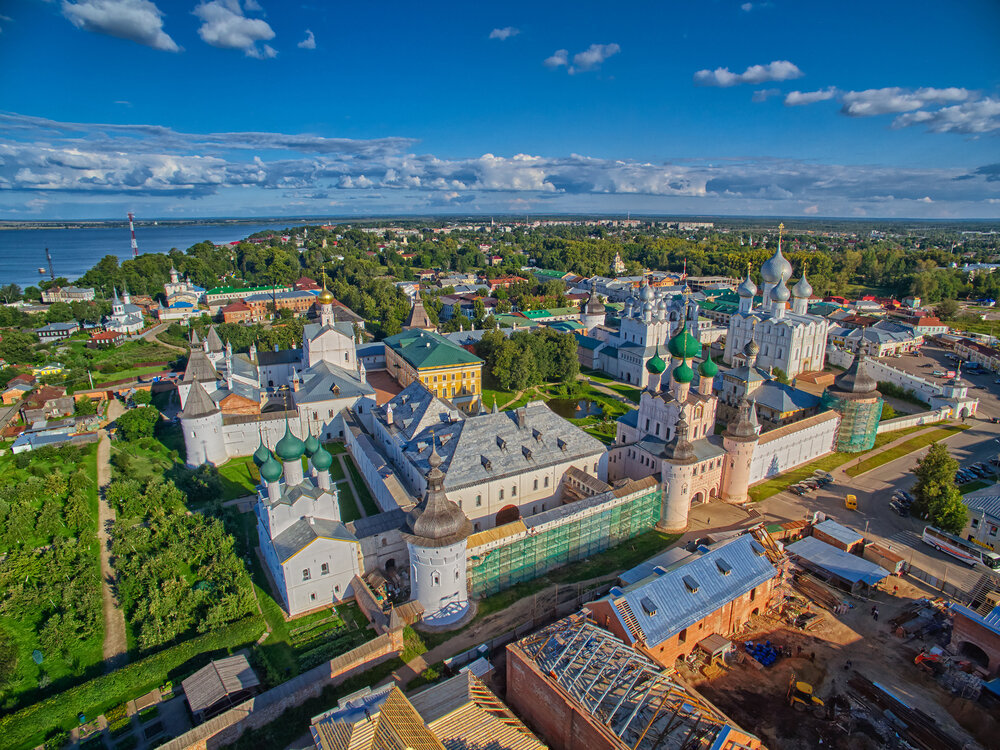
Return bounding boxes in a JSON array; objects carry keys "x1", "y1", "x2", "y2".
[
  {"x1": 752, "y1": 88, "x2": 781, "y2": 103},
  {"x1": 545, "y1": 44, "x2": 620, "y2": 74},
  {"x1": 1, "y1": 113, "x2": 998, "y2": 218},
  {"x1": 194, "y1": 0, "x2": 276, "y2": 59},
  {"x1": 62, "y1": 0, "x2": 179, "y2": 52},
  {"x1": 694, "y1": 60, "x2": 802, "y2": 87},
  {"x1": 544, "y1": 49, "x2": 568, "y2": 68},
  {"x1": 839, "y1": 86, "x2": 971, "y2": 117},
  {"x1": 489, "y1": 27, "x2": 519, "y2": 40},
  {"x1": 784, "y1": 87, "x2": 838, "y2": 106},
  {"x1": 297, "y1": 29, "x2": 315, "y2": 49},
  {"x1": 741, "y1": 3, "x2": 753, "y2": 10},
  {"x1": 892, "y1": 97, "x2": 1000, "y2": 134}
]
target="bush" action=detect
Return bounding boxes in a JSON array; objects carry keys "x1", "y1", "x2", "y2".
[{"x1": 0, "y1": 617, "x2": 264, "y2": 750}]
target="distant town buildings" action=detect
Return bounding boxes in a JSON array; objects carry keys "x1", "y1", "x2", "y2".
[{"x1": 41, "y1": 285, "x2": 95, "y2": 303}]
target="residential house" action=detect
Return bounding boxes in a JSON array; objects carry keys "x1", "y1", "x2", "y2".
[
  {"x1": 41, "y1": 285, "x2": 95, "y2": 303},
  {"x1": 20, "y1": 385, "x2": 76, "y2": 422},
  {"x1": 35, "y1": 321, "x2": 80, "y2": 341},
  {"x1": 221, "y1": 300, "x2": 253, "y2": 323},
  {"x1": 88, "y1": 330, "x2": 125, "y2": 348}
]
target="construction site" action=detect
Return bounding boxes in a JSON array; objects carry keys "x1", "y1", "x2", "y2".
[{"x1": 669, "y1": 543, "x2": 1000, "y2": 750}]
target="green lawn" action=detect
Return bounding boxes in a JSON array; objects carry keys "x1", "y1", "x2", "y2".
[
  {"x1": 481, "y1": 387, "x2": 518, "y2": 409},
  {"x1": 845, "y1": 425, "x2": 970, "y2": 477},
  {"x1": 94, "y1": 365, "x2": 172, "y2": 385},
  {"x1": 217, "y1": 456, "x2": 260, "y2": 500},
  {"x1": 328, "y1": 456, "x2": 346, "y2": 481},
  {"x1": 335, "y1": 482, "x2": 362, "y2": 522},
  {"x1": 748, "y1": 423, "x2": 935, "y2": 502},
  {"x1": 344, "y1": 458, "x2": 378, "y2": 515},
  {"x1": 963, "y1": 479, "x2": 995, "y2": 495}
]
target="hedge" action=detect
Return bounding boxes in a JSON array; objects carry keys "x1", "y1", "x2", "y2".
[{"x1": 0, "y1": 616, "x2": 264, "y2": 750}]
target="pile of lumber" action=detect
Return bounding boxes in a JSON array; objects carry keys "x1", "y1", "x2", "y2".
[{"x1": 791, "y1": 573, "x2": 843, "y2": 610}]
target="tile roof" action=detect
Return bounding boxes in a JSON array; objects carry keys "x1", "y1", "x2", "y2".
[
  {"x1": 606, "y1": 535, "x2": 778, "y2": 647},
  {"x1": 384, "y1": 329, "x2": 482, "y2": 369},
  {"x1": 786, "y1": 536, "x2": 889, "y2": 585}
]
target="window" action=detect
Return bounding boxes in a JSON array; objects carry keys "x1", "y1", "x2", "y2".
[
  {"x1": 499, "y1": 489, "x2": 504, "y2": 500},
  {"x1": 544, "y1": 476, "x2": 549, "y2": 488},
  {"x1": 972, "y1": 518, "x2": 981, "y2": 529},
  {"x1": 432, "y1": 571, "x2": 441, "y2": 586},
  {"x1": 594, "y1": 463, "x2": 598, "y2": 473},
  {"x1": 345, "y1": 352, "x2": 349, "y2": 361},
  {"x1": 310, "y1": 593, "x2": 317, "y2": 601},
  {"x1": 335, "y1": 585, "x2": 340, "y2": 594},
  {"x1": 302, "y1": 568, "x2": 311, "y2": 581},
  {"x1": 678, "y1": 628, "x2": 687, "y2": 644},
  {"x1": 749, "y1": 587, "x2": 756, "y2": 601},
  {"x1": 476, "y1": 494, "x2": 482, "y2": 507},
  {"x1": 991, "y1": 526, "x2": 998, "y2": 538},
  {"x1": 512, "y1": 485, "x2": 517, "y2": 497},
  {"x1": 321, "y1": 563, "x2": 329, "y2": 575},
  {"x1": 533, "y1": 478, "x2": 538, "y2": 491}
]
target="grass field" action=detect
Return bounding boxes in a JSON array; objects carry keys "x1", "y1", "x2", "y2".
[
  {"x1": 481, "y1": 387, "x2": 518, "y2": 409},
  {"x1": 748, "y1": 423, "x2": 936, "y2": 502},
  {"x1": 217, "y1": 456, "x2": 260, "y2": 500},
  {"x1": 94, "y1": 365, "x2": 172, "y2": 385},
  {"x1": 962, "y1": 479, "x2": 994, "y2": 495},
  {"x1": 335, "y1": 482, "x2": 362, "y2": 522},
  {"x1": 845, "y1": 425, "x2": 970, "y2": 477},
  {"x1": 345, "y1": 458, "x2": 379, "y2": 515}
]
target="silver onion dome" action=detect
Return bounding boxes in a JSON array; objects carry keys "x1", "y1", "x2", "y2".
[{"x1": 760, "y1": 245, "x2": 793, "y2": 284}]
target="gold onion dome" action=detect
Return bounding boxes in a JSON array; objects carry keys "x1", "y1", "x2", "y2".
[{"x1": 318, "y1": 287, "x2": 335, "y2": 305}]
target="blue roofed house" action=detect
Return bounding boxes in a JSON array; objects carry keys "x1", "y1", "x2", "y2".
[
  {"x1": 587, "y1": 534, "x2": 780, "y2": 668},
  {"x1": 785, "y1": 536, "x2": 889, "y2": 594}
]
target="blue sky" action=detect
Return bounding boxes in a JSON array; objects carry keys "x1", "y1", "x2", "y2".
[{"x1": 1, "y1": 0, "x2": 999, "y2": 219}]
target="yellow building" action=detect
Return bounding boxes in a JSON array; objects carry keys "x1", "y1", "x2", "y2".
[
  {"x1": 383, "y1": 329, "x2": 482, "y2": 411},
  {"x1": 32, "y1": 362, "x2": 65, "y2": 378}
]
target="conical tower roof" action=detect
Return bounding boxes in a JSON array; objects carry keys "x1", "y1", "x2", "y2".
[
  {"x1": 189, "y1": 328, "x2": 201, "y2": 347},
  {"x1": 663, "y1": 414, "x2": 697, "y2": 463},
  {"x1": 833, "y1": 353, "x2": 878, "y2": 394},
  {"x1": 179, "y1": 379, "x2": 220, "y2": 419},
  {"x1": 405, "y1": 441, "x2": 472, "y2": 547},
  {"x1": 404, "y1": 296, "x2": 434, "y2": 330},
  {"x1": 182, "y1": 350, "x2": 219, "y2": 383},
  {"x1": 724, "y1": 397, "x2": 761, "y2": 441},
  {"x1": 205, "y1": 325, "x2": 224, "y2": 353},
  {"x1": 584, "y1": 286, "x2": 604, "y2": 315}
]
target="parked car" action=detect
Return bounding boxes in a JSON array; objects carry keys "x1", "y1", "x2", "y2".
[
  {"x1": 802, "y1": 479, "x2": 820, "y2": 489},
  {"x1": 789, "y1": 485, "x2": 806, "y2": 496},
  {"x1": 889, "y1": 500, "x2": 910, "y2": 517}
]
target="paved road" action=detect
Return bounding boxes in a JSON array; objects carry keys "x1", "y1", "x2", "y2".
[
  {"x1": 98, "y1": 398, "x2": 129, "y2": 669},
  {"x1": 758, "y1": 344, "x2": 1000, "y2": 596},
  {"x1": 142, "y1": 322, "x2": 186, "y2": 352}
]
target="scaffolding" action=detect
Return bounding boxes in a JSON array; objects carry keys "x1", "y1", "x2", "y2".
[
  {"x1": 514, "y1": 615, "x2": 746, "y2": 750},
  {"x1": 469, "y1": 486, "x2": 660, "y2": 597},
  {"x1": 822, "y1": 392, "x2": 882, "y2": 453}
]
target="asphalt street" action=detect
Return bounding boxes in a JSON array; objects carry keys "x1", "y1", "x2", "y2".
[{"x1": 758, "y1": 344, "x2": 1000, "y2": 595}]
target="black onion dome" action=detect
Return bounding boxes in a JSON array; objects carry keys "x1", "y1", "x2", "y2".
[{"x1": 405, "y1": 444, "x2": 472, "y2": 547}]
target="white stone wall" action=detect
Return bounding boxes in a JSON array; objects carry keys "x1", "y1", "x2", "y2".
[
  {"x1": 749, "y1": 416, "x2": 838, "y2": 485},
  {"x1": 280, "y1": 539, "x2": 361, "y2": 616},
  {"x1": 356, "y1": 528, "x2": 408, "y2": 575},
  {"x1": 408, "y1": 539, "x2": 469, "y2": 625},
  {"x1": 181, "y1": 412, "x2": 227, "y2": 467},
  {"x1": 875, "y1": 407, "x2": 952, "y2": 434}
]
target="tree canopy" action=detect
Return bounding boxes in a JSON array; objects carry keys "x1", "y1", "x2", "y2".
[{"x1": 912, "y1": 442, "x2": 969, "y2": 534}]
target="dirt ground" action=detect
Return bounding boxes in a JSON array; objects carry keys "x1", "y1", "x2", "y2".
[{"x1": 684, "y1": 574, "x2": 993, "y2": 750}]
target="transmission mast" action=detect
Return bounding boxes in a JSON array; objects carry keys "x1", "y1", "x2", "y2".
[
  {"x1": 128, "y1": 212, "x2": 139, "y2": 259},
  {"x1": 45, "y1": 248, "x2": 55, "y2": 281}
]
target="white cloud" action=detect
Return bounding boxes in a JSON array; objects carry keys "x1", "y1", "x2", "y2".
[
  {"x1": 694, "y1": 60, "x2": 802, "y2": 87},
  {"x1": 892, "y1": 97, "x2": 1000, "y2": 134},
  {"x1": 741, "y1": 3, "x2": 753, "y2": 10},
  {"x1": 544, "y1": 49, "x2": 568, "y2": 68},
  {"x1": 243, "y1": 0, "x2": 262, "y2": 10},
  {"x1": 752, "y1": 88, "x2": 781, "y2": 103},
  {"x1": 784, "y1": 87, "x2": 838, "y2": 106},
  {"x1": 803, "y1": 204, "x2": 819, "y2": 214},
  {"x1": 193, "y1": 0, "x2": 276, "y2": 59},
  {"x1": 297, "y1": 29, "x2": 315, "y2": 49},
  {"x1": 569, "y1": 43, "x2": 620, "y2": 73},
  {"x1": 840, "y1": 86, "x2": 971, "y2": 117},
  {"x1": 489, "y1": 27, "x2": 519, "y2": 41},
  {"x1": 919, "y1": 196, "x2": 933, "y2": 203},
  {"x1": 62, "y1": 0, "x2": 179, "y2": 52}
]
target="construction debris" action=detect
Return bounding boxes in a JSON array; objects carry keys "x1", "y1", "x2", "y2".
[{"x1": 847, "y1": 672, "x2": 956, "y2": 750}]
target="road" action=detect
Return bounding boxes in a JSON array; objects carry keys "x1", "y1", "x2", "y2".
[
  {"x1": 142, "y1": 322, "x2": 186, "y2": 352},
  {"x1": 758, "y1": 344, "x2": 1000, "y2": 597}
]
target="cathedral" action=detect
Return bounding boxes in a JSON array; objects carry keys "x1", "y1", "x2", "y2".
[{"x1": 724, "y1": 226, "x2": 829, "y2": 378}]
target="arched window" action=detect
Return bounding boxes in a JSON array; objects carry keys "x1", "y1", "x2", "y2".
[
  {"x1": 302, "y1": 569, "x2": 311, "y2": 581},
  {"x1": 431, "y1": 571, "x2": 441, "y2": 586},
  {"x1": 321, "y1": 563, "x2": 329, "y2": 575}
]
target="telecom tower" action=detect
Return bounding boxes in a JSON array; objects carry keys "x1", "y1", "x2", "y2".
[{"x1": 128, "y1": 212, "x2": 139, "y2": 259}]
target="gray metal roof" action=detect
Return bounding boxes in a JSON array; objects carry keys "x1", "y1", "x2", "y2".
[
  {"x1": 181, "y1": 654, "x2": 259, "y2": 714},
  {"x1": 182, "y1": 350, "x2": 219, "y2": 383},
  {"x1": 402, "y1": 400, "x2": 605, "y2": 491},
  {"x1": 295, "y1": 361, "x2": 375, "y2": 404},
  {"x1": 303, "y1": 320, "x2": 355, "y2": 342},
  {"x1": 230, "y1": 353, "x2": 258, "y2": 380},
  {"x1": 382, "y1": 381, "x2": 462, "y2": 442},
  {"x1": 814, "y1": 519, "x2": 864, "y2": 547},
  {"x1": 257, "y1": 348, "x2": 302, "y2": 366},
  {"x1": 348, "y1": 508, "x2": 408, "y2": 538},
  {"x1": 606, "y1": 535, "x2": 777, "y2": 648},
  {"x1": 963, "y1": 490, "x2": 1000, "y2": 521},
  {"x1": 180, "y1": 379, "x2": 220, "y2": 419},
  {"x1": 205, "y1": 326, "x2": 224, "y2": 353},
  {"x1": 271, "y1": 517, "x2": 357, "y2": 563},
  {"x1": 753, "y1": 381, "x2": 821, "y2": 412},
  {"x1": 619, "y1": 547, "x2": 693, "y2": 586},
  {"x1": 786, "y1": 536, "x2": 889, "y2": 585}
]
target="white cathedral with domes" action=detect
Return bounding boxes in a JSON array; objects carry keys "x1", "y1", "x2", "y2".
[{"x1": 724, "y1": 224, "x2": 829, "y2": 378}]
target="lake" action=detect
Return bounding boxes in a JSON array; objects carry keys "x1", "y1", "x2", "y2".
[
  {"x1": 0, "y1": 221, "x2": 310, "y2": 289},
  {"x1": 547, "y1": 398, "x2": 604, "y2": 419}
]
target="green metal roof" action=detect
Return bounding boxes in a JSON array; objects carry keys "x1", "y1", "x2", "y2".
[
  {"x1": 521, "y1": 307, "x2": 580, "y2": 319},
  {"x1": 206, "y1": 285, "x2": 284, "y2": 296},
  {"x1": 384, "y1": 328, "x2": 483, "y2": 369}
]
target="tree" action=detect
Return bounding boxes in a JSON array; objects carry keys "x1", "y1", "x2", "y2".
[
  {"x1": 75, "y1": 396, "x2": 97, "y2": 416},
  {"x1": 0, "y1": 330, "x2": 38, "y2": 364},
  {"x1": 912, "y1": 442, "x2": 968, "y2": 533},
  {"x1": 773, "y1": 367, "x2": 790, "y2": 385},
  {"x1": 935, "y1": 298, "x2": 959, "y2": 319},
  {"x1": 131, "y1": 389, "x2": 152, "y2": 405},
  {"x1": 0, "y1": 284, "x2": 22, "y2": 303},
  {"x1": 115, "y1": 406, "x2": 160, "y2": 441}
]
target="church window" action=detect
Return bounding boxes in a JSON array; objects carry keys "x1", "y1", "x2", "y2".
[
  {"x1": 310, "y1": 593, "x2": 317, "y2": 602},
  {"x1": 499, "y1": 489, "x2": 504, "y2": 500},
  {"x1": 329, "y1": 409, "x2": 334, "y2": 418},
  {"x1": 313, "y1": 411, "x2": 318, "y2": 420},
  {"x1": 344, "y1": 352, "x2": 349, "y2": 361},
  {"x1": 476, "y1": 494, "x2": 482, "y2": 506},
  {"x1": 533, "y1": 478, "x2": 538, "y2": 491},
  {"x1": 511, "y1": 485, "x2": 517, "y2": 497},
  {"x1": 302, "y1": 568, "x2": 311, "y2": 581},
  {"x1": 593, "y1": 463, "x2": 598, "y2": 473},
  {"x1": 544, "y1": 476, "x2": 549, "y2": 488},
  {"x1": 432, "y1": 571, "x2": 441, "y2": 586},
  {"x1": 321, "y1": 563, "x2": 329, "y2": 575},
  {"x1": 645, "y1": 419, "x2": 650, "y2": 430},
  {"x1": 335, "y1": 585, "x2": 340, "y2": 594},
  {"x1": 655, "y1": 423, "x2": 660, "y2": 435},
  {"x1": 381, "y1": 537, "x2": 387, "y2": 547}
]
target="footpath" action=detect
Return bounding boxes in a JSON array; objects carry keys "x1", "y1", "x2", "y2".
[{"x1": 97, "y1": 399, "x2": 129, "y2": 669}]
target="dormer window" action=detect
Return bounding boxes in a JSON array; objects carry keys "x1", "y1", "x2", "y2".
[
  {"x1": 557, "y1": 437, "x2": 567, "y2": 451},
  {"x1": 496, "y1": 436, "x2": 506, "y2": 450},
  {"x1": 481, "y1": 456, "x2": 492, "y2": 470},
  {"x1": 522, "y1": 445, "x2": 532, "y2": 460},
  {"x1": 682, "y1": 575, "x2": 699, "y2": 593}
]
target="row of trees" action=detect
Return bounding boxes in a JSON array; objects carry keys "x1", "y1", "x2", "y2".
[
  {"x1": 108, "y1": 477, "x2": 257, "y2": 651},
  {"x1": 474, "y1": 327, "x2": 579, "y2": 392}
]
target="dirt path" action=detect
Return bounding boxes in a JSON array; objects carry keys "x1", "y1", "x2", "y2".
[
  {"x1": 98, "y1": 398, "x2": 129, "y2": 669},
  {"x1": 143, "y1": 322, "x2": 186, "y2": 353}
]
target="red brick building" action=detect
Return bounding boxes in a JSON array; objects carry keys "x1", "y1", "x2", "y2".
[
  {"x1": 507, "y1": 616, "x2": 763, "y2": 750},
  {"x1": 587, "y1": 534, "x2": 780, "y2": 668},
  {"x1": 950, "y1": 604, "x2": 1000, "y2": 676},
  {"x1": 221, "y1": 300, "x2": 252, "y2": 324}
]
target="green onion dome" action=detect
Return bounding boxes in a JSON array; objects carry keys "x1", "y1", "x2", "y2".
[
  {"x1": 304, "y1": 432, "x2": 320, "y2": 457},
  {"x1": 260, "y1": 453, "x2": 283, "y2": 483},
  {"x1": 672, "y1": 361, "x2": 695, "y2": 384},
  {"x1": 253, "y1": 437, "x2": 271, "y2": 467},
  {"x1": 645, "y1": 345, "x2": 666, "y2": 374},
  {"x1": 311, "y1": 444, "x2": 333, "y2": 472},
  {"x1": 698, "y1": 355, "x2": 718, "y2": 378},
  {"x1": 274, "y1": 420, "x2": 306, "y2": 461},
  {"x1": 668, "y1": 327, "x2": 702, "y2": 360}
]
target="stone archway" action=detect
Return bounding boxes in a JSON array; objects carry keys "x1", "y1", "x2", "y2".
[
  {"x1": 692, "y1": 491, "x2": 706, "y2": 505},
  {"x1": 385, "y1": 558, "x2": 396, "y2": 571},
  {"x1": 495, "y1": 505, "x2": 521, "y2": 526},
  {"x1": 958, "y1": 641, "x2": 990, "y2": 669}
]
